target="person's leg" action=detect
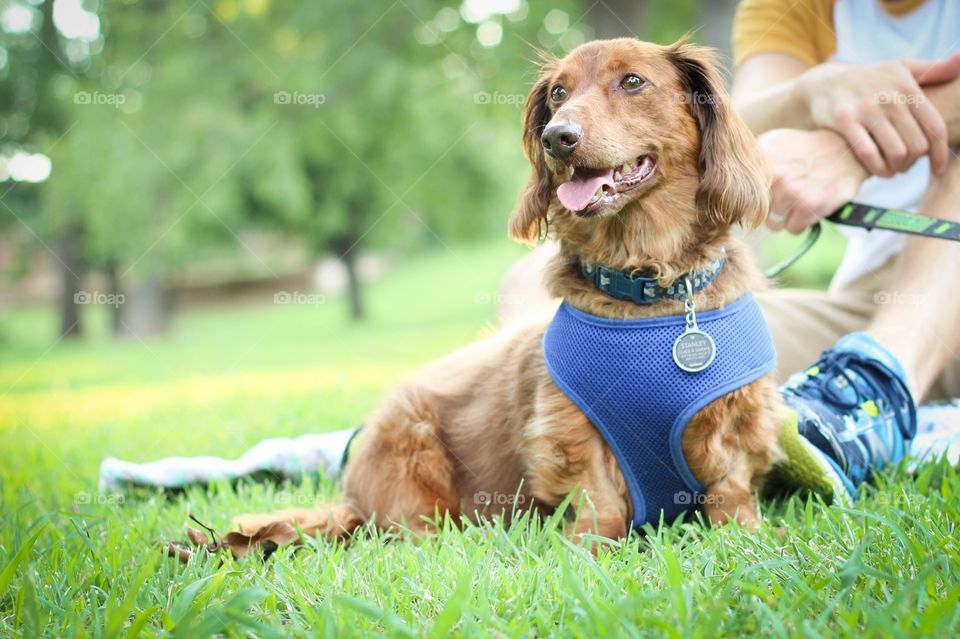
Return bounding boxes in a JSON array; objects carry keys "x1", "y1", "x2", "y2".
[
  {"x1": 763, "y1": 296, "x2": 917, "y2": 497},
  {"x1": 755, "y1": 286, "x2": 876, "y2": 381},
  {"x1": 865, "y1": 156, "x2": 960, "y2": 400},
  {"x1": 756, "y1": 270, "x2": 960, "y2": 486},
  {"x1": 756, "y1": 251, "x2": 960, "y2": 399},
  {"x1": 497, "y1": 242, "x2": 560, "y2": 326},
  {"x1": 768, "y1": 157, "x2": 960, "y2": 495}
]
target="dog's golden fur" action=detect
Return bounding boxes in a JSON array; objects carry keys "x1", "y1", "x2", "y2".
[{"x1": 235, "y1": 39, "x2": 784, "y2": 542}]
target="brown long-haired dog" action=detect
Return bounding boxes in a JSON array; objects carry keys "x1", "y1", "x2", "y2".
[{"x1": 235, "y1": 39, "x2": 783, "y2": 542}]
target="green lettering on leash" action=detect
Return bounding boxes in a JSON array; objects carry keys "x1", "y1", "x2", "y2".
[{"x1": 876, "y1": 210, "x2": 935, "y2": 232}]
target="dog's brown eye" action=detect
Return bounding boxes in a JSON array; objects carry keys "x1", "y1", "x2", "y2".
[
  {"x1": 550, "y1": 86, "x2": 567, "y2": 102},
  {"x1": 620, "y1": 74, "x2": 646, "y2": 91}
]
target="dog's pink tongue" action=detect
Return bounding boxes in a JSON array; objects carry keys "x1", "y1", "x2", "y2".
[{"x1": 557, "y1": 170, "x2": 615, "y2": 211}]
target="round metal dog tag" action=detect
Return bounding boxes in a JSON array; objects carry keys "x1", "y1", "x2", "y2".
[{"x1": 673, "y1": 329, "x2": 716, "y2": 373}]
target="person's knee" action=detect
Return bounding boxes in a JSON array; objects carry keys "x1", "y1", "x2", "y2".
[{"x1": 496, "y1": 242, "x2": 559, "y2": 325}]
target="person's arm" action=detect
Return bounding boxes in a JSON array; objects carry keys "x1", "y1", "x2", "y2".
[
  {"x1": 930, "y1": 74, "x2": 960, "y2": 142},
  {"x1": 759, "y1": 71, "x2": 960, "y2": 234},
  {"x1": 734, "y1": 52, "x2": 960, "y2": 178},
  {"x1": 731, "y1": 52, "x2": 813, "y2": 133}
]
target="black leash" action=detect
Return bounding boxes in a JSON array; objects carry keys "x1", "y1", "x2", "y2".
[
  {"x1": 765, "y1": 202, "x2": 960, "y2": 278},
  {"x1": 830, "y1": 201, "x2": 960, "y2": 239}
]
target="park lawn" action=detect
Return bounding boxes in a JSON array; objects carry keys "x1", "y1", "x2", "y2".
[{"x1": 1, "y1": 237, "x2": 959, "y2": 638}]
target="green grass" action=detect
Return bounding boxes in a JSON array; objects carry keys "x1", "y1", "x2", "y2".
[{"x1": 2, "y1": 238, "x2": 958, "y2": 638}]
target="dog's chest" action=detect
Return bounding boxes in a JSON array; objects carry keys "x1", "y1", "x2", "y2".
[{"x1": 542, "y1": 295, "x2": 776, "y2": 527}]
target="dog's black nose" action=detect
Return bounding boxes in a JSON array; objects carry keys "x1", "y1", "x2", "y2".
[{"x1": 541, "y1": 120, "x2": 582, "y2": 160}]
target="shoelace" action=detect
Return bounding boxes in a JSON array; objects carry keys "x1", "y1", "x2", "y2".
[
  {"x1": 815, "y1": 352, "x2": 880, "y2": 409},
  {"x1": 795, "y1": 351, "x2": 916, "y2": 440}
]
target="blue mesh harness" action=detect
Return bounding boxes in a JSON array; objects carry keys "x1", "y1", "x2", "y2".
[{"x1": 542, "y1": 294, "x2": 776, "y2": 528}]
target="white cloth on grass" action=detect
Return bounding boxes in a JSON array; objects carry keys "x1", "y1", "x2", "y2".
[{"x1": 98, "y1": 428, "x2": 355, "y2": 493}]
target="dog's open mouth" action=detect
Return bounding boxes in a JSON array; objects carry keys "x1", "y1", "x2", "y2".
[{"x1": 557, "y1": 154, "x2": 657, "y2": 215}]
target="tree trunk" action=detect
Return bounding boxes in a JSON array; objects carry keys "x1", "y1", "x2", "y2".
[
  {"x1": 342, "y1": 250, "x2": 364, "y2": 320},
  {"x1": 105, "y1": 260, "x2": 124, "y2": 336},
  {"x1": 587, "y1": 0, "x2": 647, "y2": 39},
  {"x1": 697, "y1": 0, "x2": 738, "y2": 61},
  {"x1": 118, "y1": 276, "x2": 170, "y2": 337},
  {"x1": 56, "y1": 223, "x2": 83, "y2": 338},
  {"x1": 329, "y1": 213, "x2": 365, "y2": 321}
]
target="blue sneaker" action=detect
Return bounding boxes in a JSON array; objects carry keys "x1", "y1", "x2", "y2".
[{"x1": 780, "y1": 332, "x2": 917, "y2": 498}]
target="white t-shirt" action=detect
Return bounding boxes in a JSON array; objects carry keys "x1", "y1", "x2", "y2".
[{"x1": 829, "y1": 0, "x2": 960, "y2": 290}]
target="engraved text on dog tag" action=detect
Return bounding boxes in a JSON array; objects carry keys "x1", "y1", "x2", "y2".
[{"x1": 673, "y1": 328, "x2": 716, "y2": 373}]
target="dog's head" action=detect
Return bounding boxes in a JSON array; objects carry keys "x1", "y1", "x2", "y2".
[{"x1": 509, "y1": 39, "x2": 769, "y2": 248}]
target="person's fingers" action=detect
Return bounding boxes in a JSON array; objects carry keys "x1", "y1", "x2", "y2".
[
  {"x1": 912, "y1": 96, "x2": 950, "y2": 175},
  {"x1": 836, "y1": 120, "x2": 891, "y2": 177},
  {"x1": 905, "y1": 52, "x2": 960, "y2": 86},
  {"x1": 786, "y1": 208, "x2": 816, "y2": 234},
  {"x1": 770, "y1": 179, "x2": 822, "y2": 234},
  {"x1": 782, "y1": 188, "x2": 823, "y2": 234},
  {"x1": 866, "y1": 118, "x2": 909, "y2": 174},
  {"x1": 766, "y1": 209, "x2": 790, "y2": 231},
  {"x1": 767, "y1": 175, "x2": 798, "y2": 231},
  {"x1": 776, "y1": 162, "x2": 843, "y2": 234},
  {"x1": 888, "y1": 102, "x2": 929, "y2": 170}
]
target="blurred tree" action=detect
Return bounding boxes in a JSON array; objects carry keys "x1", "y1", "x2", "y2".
[
  {"x1": 9, "y1": 0, "x2": 713, "y2": 335},
  {"x1": 588, "y1": 0, "x2": 699, "y2": 46},
  {"x1": 41, "y1": 0, "x2": 258, "y2": 335},
  {"x1": 220, "y1": 0, "x2": 582, "y2": 319},
  {"x1": 23, "y1": 0, "x2": 585, "y2": 329},
  {"x1": 0, "y1": 0, "x2": 88, "y2": 337}
]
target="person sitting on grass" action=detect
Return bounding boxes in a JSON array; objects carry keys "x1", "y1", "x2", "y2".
[{"x1": 727, "y1": 0, "x2": 960, "y2": 496}]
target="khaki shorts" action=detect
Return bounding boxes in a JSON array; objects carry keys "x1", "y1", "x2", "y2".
[{"x1": 757, "y1": 258, "x2": 960, "y2": 402}]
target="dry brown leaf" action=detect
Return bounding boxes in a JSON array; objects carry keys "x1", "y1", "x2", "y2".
[
  {"x1": 218, "y1": 531, "x2": 256, "y2": 558},
  {"x1": 186, "y1": 527, "x2": 210, "y2": 547},
  {"x1": 163, "y1": 515, "x2": 302, "y2": 562},
  {"x1": 251, "y1": 521, "x2": 301, "y2": 546},
  {"x1": 218, "y1": 522, "x2": 302, "y2": 559},
  {"x1": 165, "y1": 541, "x2": 193, "y2": 564}
]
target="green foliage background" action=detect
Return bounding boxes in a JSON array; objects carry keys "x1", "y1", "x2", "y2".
[{"x1": 5, "y1": 0, "x2": 584, "y2": 277}]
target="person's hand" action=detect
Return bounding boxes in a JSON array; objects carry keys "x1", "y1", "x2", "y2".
[
  {"x1": 798, "y1": 54, "x2": 960, "y2": 177},
  {"x1": 758, "y1": 128, "x2": 869, "y2": 234}
]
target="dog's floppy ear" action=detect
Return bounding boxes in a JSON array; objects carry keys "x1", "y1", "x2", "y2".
[
  {"x1": 509, "y1": 60, "x2": 557, "y2": 244},
  {"x1": 669, "y1": 42, "x2": 769, "y2": 230}
]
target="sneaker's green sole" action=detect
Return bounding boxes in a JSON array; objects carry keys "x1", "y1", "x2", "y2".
[{"x1": 768, "y1": 410, "x2": 846, "y2": 502}]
